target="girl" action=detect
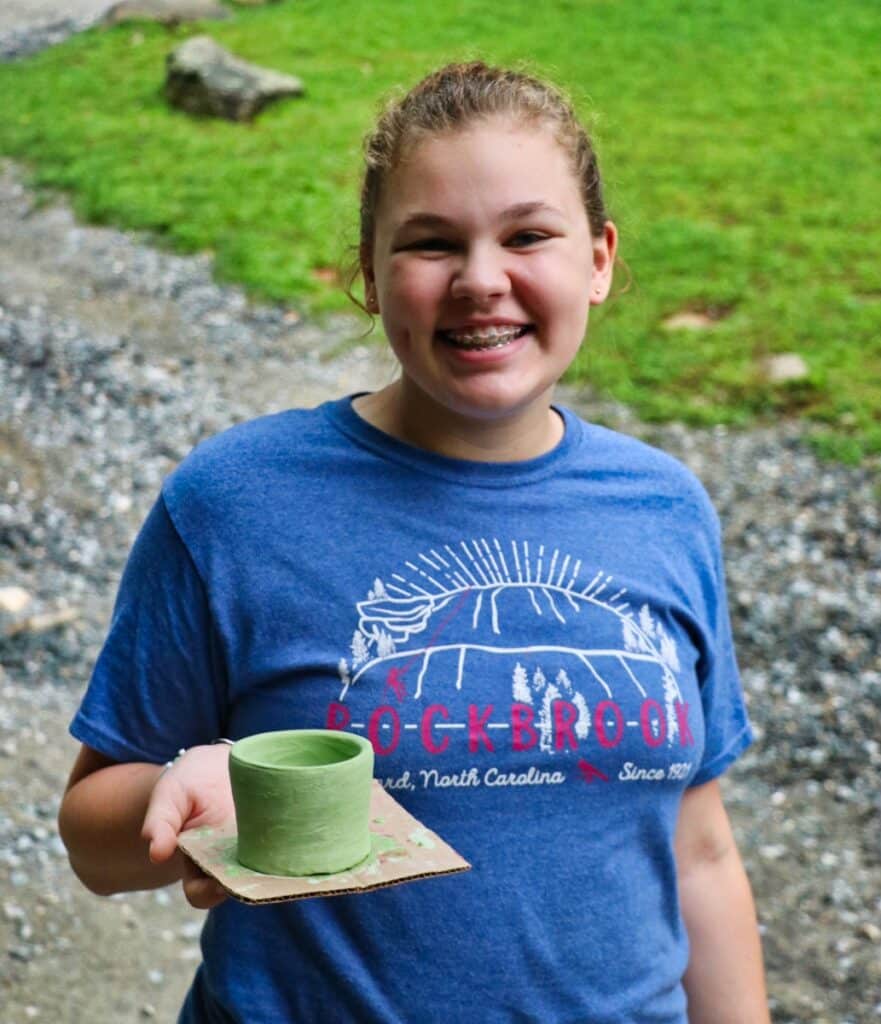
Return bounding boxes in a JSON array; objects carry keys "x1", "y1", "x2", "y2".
[{"x1": 59, "y1": 62, "x2": 769, "y2": 1022}]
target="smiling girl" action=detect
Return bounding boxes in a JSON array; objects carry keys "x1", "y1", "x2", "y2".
[{"x1": 59, "y1": 62, "x2": 769, "y2": 1022}]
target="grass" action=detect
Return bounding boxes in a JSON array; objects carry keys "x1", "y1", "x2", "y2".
[{"x1": 1, "y1": 0, "x2": 879, "y2": 460}]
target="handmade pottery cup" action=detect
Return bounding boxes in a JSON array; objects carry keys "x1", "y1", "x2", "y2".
[{"x1": 229, "y1": 729, "x2": 374, "y2": 876}]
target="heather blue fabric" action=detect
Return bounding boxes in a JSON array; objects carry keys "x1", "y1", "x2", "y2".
[{"x1": 71, "y1": 396, "x2": 753, "y2": 1024}]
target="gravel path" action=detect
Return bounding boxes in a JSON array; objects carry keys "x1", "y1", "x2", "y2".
[{"x1": 1, "y1": 18, "x2": 880, "y2": 1024}]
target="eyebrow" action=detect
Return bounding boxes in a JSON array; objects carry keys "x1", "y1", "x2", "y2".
[{"x1": 396, "y1": 201, "x2": 565, "y2": 231}]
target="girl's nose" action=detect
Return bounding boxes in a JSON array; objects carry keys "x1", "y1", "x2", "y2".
[{"x1": 449, "y1": 245, "x2": 511, "y2": 303}]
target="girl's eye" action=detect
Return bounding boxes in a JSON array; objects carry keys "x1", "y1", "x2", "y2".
[
  {"x1": 507, "y1": 231, "x2": 547, "y2": 248},
  {"x1": 401, "y1": 237, "x2": 455, "y2": 252}
]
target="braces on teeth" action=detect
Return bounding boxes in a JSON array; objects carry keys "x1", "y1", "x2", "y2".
[{"x1": 444, "y1": 326, "x2": 526, "y2": 349}]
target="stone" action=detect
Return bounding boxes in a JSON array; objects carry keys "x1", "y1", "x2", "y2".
[
  {"x1": 165, "y1": 35, "x2": 305, "y2": 122},
  {"x1": 103, "y1": 0, "x2": 229, "y2": 25},
  {"x1": 0, "y1": 586, "x2": 32, "y2": 614},
  {"x1": 5, "y1": 606, "x2": 80, "y2": 637},
  {"x1": 762, "y1": 352, "x2": 810, "y2": 384}
]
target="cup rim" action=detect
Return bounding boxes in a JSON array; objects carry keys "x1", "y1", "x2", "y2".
[{"x1": 230, "y1": 729, "x2": 372, "y2": 773}]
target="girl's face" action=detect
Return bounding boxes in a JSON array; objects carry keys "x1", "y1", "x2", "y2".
[{"x1": 363, "y1": 117, "x2": 616, "y2": 446}]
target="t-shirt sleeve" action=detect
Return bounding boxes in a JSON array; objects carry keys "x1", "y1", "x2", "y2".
[
  {"x1": 70, "y1": 493, "x2": 227, "y2": 764},
  {"x1": 688, "y1": 504, "x2": 754, "y2": 788}
]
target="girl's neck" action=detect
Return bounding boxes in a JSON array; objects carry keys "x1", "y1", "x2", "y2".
[{"x1": 352, "y1": 380, "x2": 564, "y2": 462}]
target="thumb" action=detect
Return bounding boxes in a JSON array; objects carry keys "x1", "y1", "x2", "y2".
[{"x1": 142, "y1": 773, "x2": 189, "y2": 864}]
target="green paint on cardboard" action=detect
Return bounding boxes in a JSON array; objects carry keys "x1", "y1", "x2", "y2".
[
  {"x1": 371, "y1": 834, "x2": 400, "y2": 856},
  {"x1": 215, "y1": 837, "x2": 249, "y2": 877},
  {"x1": 408, "y1": 828, "x2": 436, "y2": 849}
]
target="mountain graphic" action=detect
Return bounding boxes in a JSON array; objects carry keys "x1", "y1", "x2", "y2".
[{"x1": 339, "y1": 539, "x2": 683, "y2": 748}]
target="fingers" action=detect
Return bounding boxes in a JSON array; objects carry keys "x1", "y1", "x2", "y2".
[
  {"x1": 181, "y1": 856, "x2": 228, "y2": 910},
  {"x1": 140, "y1": 744, "x2": 236, "y2": 870},
  {"x1": 141, "y1": 773, "x2": 187, "y2": 864}
]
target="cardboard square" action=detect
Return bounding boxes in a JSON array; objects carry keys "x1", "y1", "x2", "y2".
[{"x1": 177, "y1": 781, "x2": 470, "y2": 904}]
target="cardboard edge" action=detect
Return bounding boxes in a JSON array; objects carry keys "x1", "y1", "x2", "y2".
[{"x1": 222, "y1": 864, "x2": 473, "y2": 905}]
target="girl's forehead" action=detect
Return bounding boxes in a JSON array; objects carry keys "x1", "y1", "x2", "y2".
[
  {"x1": 378, "y1": 119, "x2": 581, "y2": 223},
  {"x1": 397, "y1": 117, "x2": 566, "y2": 171}
]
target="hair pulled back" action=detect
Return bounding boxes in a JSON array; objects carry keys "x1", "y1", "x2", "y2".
[{"x1": 358, "y1": 61, "x2": 609, "y2": 261}]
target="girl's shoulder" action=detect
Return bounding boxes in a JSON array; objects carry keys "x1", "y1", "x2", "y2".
[
  {"x1": 563, "y1": 408, "x2": 720, "y2": 527},
  {"x1": 160, "y1": 403, "x2": 339, "y2": 512}
]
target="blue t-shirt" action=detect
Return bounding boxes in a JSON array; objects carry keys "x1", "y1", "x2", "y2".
[{"x1": 71, "y1": 397, "x2": 753, "y2": 1024}]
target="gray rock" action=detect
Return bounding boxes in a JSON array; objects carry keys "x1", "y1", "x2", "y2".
[
  {"x1": 165, "y1": 35, "x2": 304, "y2": 122},
  {"x1": 103, "y1": 0, "x2": 228, "y2": 25},
  {"x1": 0, "y1": 19, "x2": 83, "y2": 61}
]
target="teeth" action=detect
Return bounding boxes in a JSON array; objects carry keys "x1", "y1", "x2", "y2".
[{"x1": 443, "y1": 326, "x2": 525, "y2": 348}]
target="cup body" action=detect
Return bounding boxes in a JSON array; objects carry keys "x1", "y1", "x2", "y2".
[{"x1": 229, "y1": 729, "x2": 374, "y2": 876}]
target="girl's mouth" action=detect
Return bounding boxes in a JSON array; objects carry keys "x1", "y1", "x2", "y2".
[{"x1": 437, "y1": 324, "x2": 532, "y2": 351}]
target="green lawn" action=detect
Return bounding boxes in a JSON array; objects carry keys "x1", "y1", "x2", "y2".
[{"x1": 2, "y1": 0, "x2": 880, "y2": 460}]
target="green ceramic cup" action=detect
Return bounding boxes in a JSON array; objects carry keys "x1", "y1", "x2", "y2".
[{"x1": 229, "y1": 729, "x2": 374, "y2": 877}]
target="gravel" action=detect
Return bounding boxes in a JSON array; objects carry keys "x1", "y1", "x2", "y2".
[{"x1": 1, "y1": 20, "x2": 880, "y2": 1024}]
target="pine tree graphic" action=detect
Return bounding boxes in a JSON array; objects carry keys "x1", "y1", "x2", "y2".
[
  {"x1": 663, "y1": 671, "x2": 680, "y2": 744},
  {"x1": 512, "y1": 662, "x2": 532, "y2": 704},
  {"x1": 374, "y1": 628, "x2": 396, "y2": 657},
  {"x1": 538, "y1": 683, "x2": 561, "y2": 753},
  {"x1": 532, "y1": 666, "x2": 547, "y2": 694},
  {"x1": 656, "y1": 621, "x2": 681, "y2": 672},
  {"x1": 556, "y1": 668, "x2": 574, "y2": 694},
  {"x1": 622, "y1": 616, "x2": 641, "y2": 652},
  {"x1": 557, "y1": 669, "x2": 590, "y2": 741},
  {"x1": 639, "y1": 604, "x2": 656, "y2": 641},
  {"x1": 351, "y1": 629, "x2": 370, "y2": 667},
  {"x1": 572, "y1": 692, "x2": 590, "y2": 740}
]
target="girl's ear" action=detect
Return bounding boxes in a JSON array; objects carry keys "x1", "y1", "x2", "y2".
[
  {"x1": 362, "y1": 260, "x2": 380, "y2": 314},
  {"x1": 589, "y1": 220, "x2": 618, "y2": 305}
]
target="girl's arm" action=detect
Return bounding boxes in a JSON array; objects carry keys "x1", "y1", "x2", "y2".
[
  {"x1": 675, "y1": 779, "x2": 770, "y2": 1023},
  {"x1": 58, "y1": 743, "x2": 232, "y2": 908}
]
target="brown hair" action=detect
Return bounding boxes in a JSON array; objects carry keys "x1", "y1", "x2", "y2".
[{"x1": 348, "y1": 61, "x2": 610, "y2": 310}]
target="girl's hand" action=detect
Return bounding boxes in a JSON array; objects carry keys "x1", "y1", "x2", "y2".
[{"x1": 141, "y1": 743, "x2": 236, "y2": 910}]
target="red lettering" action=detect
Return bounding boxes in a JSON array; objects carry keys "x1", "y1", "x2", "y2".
[
  {"x1": 326, "y1": 701, "x2": 351, "y2": 731},
  {"x1": 468, "y1": 704, "x2": 495, "y2": 753},
  {"x1": 594, "y1": 700, "x2": 624, "y2": 748},
  {"x1": 675, "y1": 702, "x2": 695, "y2": 747},
  {"x1": 553, "y1": 700, "x2": 579, "y2": 751},
  {"x1": 420, "y1": 704, "x2": 450, "y2": 755},
  {"x1": 640, "y1": 698, "x2": 667, "y2": 748},
  {"x1": 511, "y1": 703, "x2": 538, "y2": 751},
  {"x1": 368, "y1": 705, "x2": 400, "y2": 755}
]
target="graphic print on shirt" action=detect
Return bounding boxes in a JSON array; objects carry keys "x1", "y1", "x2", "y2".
[{"x1": 327, "y1": 538, "x2": 702, "y2": 791}]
